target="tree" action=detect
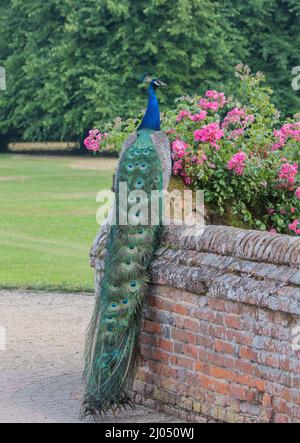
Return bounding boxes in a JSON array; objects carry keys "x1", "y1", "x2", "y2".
[
  {"x1": 221, "y1": 0, "x2": 300, "y2": 115},
  {"x1": 0, "y1": 0, "x2": 298, "y2": 143}
]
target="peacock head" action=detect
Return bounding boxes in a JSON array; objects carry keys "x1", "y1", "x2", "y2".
[
  {"x1": 151, "y1": 78, "x2": 166, "y2": 89},
  {"x1": 141, "y1": 72, "x2": 166, "y2": 89}
]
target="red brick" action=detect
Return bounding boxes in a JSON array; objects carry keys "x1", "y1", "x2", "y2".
[
  {"x1": 213, "y1": 379, "x2": 230, "y2": 395},
  {"x1": 172, "y1": 304, "x2": 189, "y2": 316},
  {"x1": 209, "y1": 324, "x2": 226, "y2": 339},
  {"x1": 292, "y1": 390, "x2": 300, "y2": 406},
  {"x1": 182, "y1": 343, "x2": 198, "y2": 359},
  {"x1": 148, "y1": 295, "x2": 164, "y2": 309},
  {"x1": 198, "y1": 322, "x2": 210, "y2": 335},
  {"x1": 210, "y1": 366, "x2": 228, "y2": 379},
  {"x1": 207, "y1": 352, "x2": 227, "y2": 368},
  {"x1": 240, "y1": 346, "x2": 258, "y2": 361},
  {"x1": 229, "y1": 384, "x2": 247, "y2": 401},
  {"x1": 194, "y1": 361, "x2": 204, "y2": 372},
  {"x1": 140, "y1": 333, "x2": 156, "y2": 346},
  {"x1": 294, "y1": 405, "x2": 300, "y2": 420},
  {"x1": 275, "y1": 414, "x2": 290, "y2": 423},
  {"x1": 174, "y1": 315, "x2": 184, "y2": 328},
  {"x1": 215, "y1": 340, "x2": 236, "y2": 355},
  {"x1": 282, "y1": 387, "x2": 292, "y2": 402},
  {"x1": 183, "y1": 317, "x2": 199, "y2": 332},
  {"x1": 175, "y1": 355, "x2": 194, "y2": 370},
  {"x1": 161, "y1": 365, "x2": 177, "y2": 378},
  {"x1": 174, "y1": 342, "x2": 183, "y2": 354},
  {"x1": 171, "y1": 327, "x2": 196, "y2": 344},
  {"x1": 152, "y1": 349, "x2": 169, "y2": 363},
  {"x1": 262, "y1": 393, "x2": 272, "y2": 407},
  {"x1": 225, "y1": 314, "x2": 241, "y2": 330},
  {"x1": 244, "y1": 388, "x2": 259, "y2": 402},
  {"x1": 234, "y1": 359, "x2": 253, "y2": 375},
  {"x1": 225, "y1": 330, "x2": 253, "y2": 346},
  {"x1": 141, "y1": 345, "x2": 152, "y2": 359},
  {"x1": 198, "y1": 348, "x2": 209, "y2": 362},
  {"x1": 225, "y1": 301, "x2": 241, "y2": 315},
  {"x1": 144, "y1": 320, "x2": 162, "y2": 335},
  {"x1": 208, "y1": 299, "x2": 225, "y2": 311},
  {"x1": 158, "y1": 338, "x2": 174, "y2": 352},
  {"x1": 196, "y1": 335, "x2": 213, "y2": 348}
]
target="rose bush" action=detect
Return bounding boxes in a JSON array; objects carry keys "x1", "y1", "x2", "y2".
[{"x1": 85, "y1": 65, "x2": 300, "y2": 236}]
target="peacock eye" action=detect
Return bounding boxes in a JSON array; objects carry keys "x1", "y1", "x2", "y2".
[
  {"x1": 130, "y1": 280, "x2": 137, "y2": 288},
  {"x1": 126, "y1": 163, "x2": 134, "y2": 172},
  {"x1": 134, "y1": 178, "x2": 144, "y2": 189},
  {"x1": 140, "y1": 162, "x2": 147, "y2": 170},
  {"x1": 122, "y1": 299, "x2": 128, "y2": 304},
  {"x1": 134, "y1": 149, "x2": 140, "y2": 156}
]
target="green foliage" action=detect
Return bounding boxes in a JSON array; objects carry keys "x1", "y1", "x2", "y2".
[
  {"x1": 221, "y1": 0, "x2": 300, "y2": 116},
  {"x1": 98, "y1": 67, "x2": 300, "y2": 236},
  {"x1": 0, "y1": 0, "x2": 299, "y2": 142},
  {"x1": 169, "y1": 67, "x2": 300, "y2": 235}
]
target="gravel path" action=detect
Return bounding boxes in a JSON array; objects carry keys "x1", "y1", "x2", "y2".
[{"x1": 0, "y1": 290, "x2": 182, "y2": 423}]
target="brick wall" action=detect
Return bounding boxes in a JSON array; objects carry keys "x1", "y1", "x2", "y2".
[{"x1": 94, "y1": 225, "x2": 300, "y2": 423}]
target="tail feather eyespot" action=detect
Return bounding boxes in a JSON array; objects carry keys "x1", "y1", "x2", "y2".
[
  {"x1": 126, "y1": 163, "x2": 135, "y2": 172},
  {"x1": 134, "y1": 178, "x2": 144, "y2": 189}
]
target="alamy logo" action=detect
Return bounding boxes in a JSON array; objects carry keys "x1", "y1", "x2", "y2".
[
  {"x1": 291, "y1": 66, "x2": 300, "y2": 91},
  {"x1": 0, "y1": 66, "x2": 6, "y2": 91},
  {"x1": 96, "y1": 184, "x2": 205, "y2": 237}
]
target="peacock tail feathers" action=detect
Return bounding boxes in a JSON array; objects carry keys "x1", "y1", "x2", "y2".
[{"x1": 82, "y1": 129, "x2": 163, "y2": 417}]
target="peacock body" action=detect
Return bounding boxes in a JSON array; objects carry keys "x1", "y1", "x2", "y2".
[{"x1": 82, "y1": 76, "x2": 171, "y2": 416}]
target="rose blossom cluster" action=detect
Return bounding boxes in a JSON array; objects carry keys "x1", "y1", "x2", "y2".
[
  {"x1": 288, "y1": 219, "x2": 300, "y2": 235},
  {"x1": 84, "y1": 129, "x2": 106, "y2": 151},
  {"x1": 199, "y1": 90, "x2": 226, "y2": 112},
  {"x1": 194, "y1": 122, "x2": 224, "y2": 150},
  {"x1": 222, "y1": 107, "x2": 255, "y2": 140},
  {"x1": 278, "y1": 162, "x2": 298, "y2": 186},
  {"x1": 271, "y1": 122, "x2": 300, "y2": 151},
  {"x1": 227, "y1": 151, "x2": 247, "y2": 176},
  {"x1": 176, "y1": 110, "x2": 207, "y2": 123},
  {"x1": 171, "y1": 139, "x2": 193, "y2": 185},
  {"x1": 172, "y1": 139, "x2": 188, "y2": 158}
]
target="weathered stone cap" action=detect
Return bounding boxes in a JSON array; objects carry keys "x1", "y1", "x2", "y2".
[
  {"x1": 152, "y1": 225, "x2": 300, "y2": 315},
  {"x1": 162, "y1": 225, "x2": 300, "y2": 269}
]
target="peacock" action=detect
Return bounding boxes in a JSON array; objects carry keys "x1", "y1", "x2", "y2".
[{"x1": 82, "y1": 73, "x2": 172, "y2": 417}]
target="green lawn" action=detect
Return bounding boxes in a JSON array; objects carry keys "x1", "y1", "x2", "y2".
[{"x1": 0, "y1": 154, "x2": 117, "y2": 292}]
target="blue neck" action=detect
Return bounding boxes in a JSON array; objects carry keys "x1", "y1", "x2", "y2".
[{"x1": 138, "y1": 84, "x2": 160, "y2": 131}]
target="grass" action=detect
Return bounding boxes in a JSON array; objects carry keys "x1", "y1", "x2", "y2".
[{"x1": 0, "y1": 154, "x2": 117, "y2": 292}]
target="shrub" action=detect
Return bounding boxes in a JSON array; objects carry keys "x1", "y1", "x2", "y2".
[{"x1": 86, "y1": 65, "x2": 300, "y2": 236}]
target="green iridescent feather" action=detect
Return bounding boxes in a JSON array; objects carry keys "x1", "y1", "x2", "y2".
[{"x1": 82, "y1": 129, "x2": 163, "y2": 416}]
